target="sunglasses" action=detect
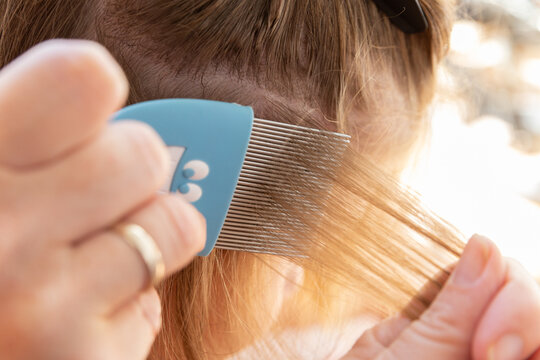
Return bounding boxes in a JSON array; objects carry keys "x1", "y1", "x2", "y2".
[{"x1": 371, "y1": 0, "x2": 428, "y2": 33}]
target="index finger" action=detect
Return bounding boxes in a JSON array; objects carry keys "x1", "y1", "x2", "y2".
[
  {"x1": 0, "y1": 39, "x2": 128, "y2": 168},
  {"x1": 70, "y1": 194, "x2": 206, "y2": 314}
]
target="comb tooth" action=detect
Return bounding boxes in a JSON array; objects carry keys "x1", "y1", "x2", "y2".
[
  {"x1": 245, "y1": 144, "x2": 347, "y2": 165},
  {"x1": 222, "y1": 222, "x2": 306, "y2": 233},
  {"x1": 252, "y1": 120, "x2": 350, "y2": 140},
  {"x1": 221, "y1": 216, "x2": 300, "y2": 227},
  {"x1": 216, "y1": 242, "x2": 299, "y2": 255},
  {"x1": 236, "y1": 178, "x2": 330, "y2": 197},
  {"x1": 247, "y1": 137, "x2": 348, "y2": 155},
  {"x1": 216, "y1": 244, "x2": 295, "y2": 255},
  {"x1": 233, "y1": 185, "x2": 326, "y2": 200},
  {"x1": 228, "y1": 193, "x2": 282, "y2": 206},
  {"x1": 233, "y1": 189, "x2": 326, "y2": 205},
  {"x1": 220, "y1": 220, "x2": 276, "y2": 231},
  {"x1": 221, "y1": 221, "x2": 307, "y2": 232},
  {"x1": 252, "y1": 117, "x2": 351, "y2": 137},
  {"x1": 216, "y1": 245, "x2": 305, "y2": 258},
  {"x1": 246, "y1": 135, "x2": 348, "y2": 161},
  {"x1": 249, "y1": 129, "x2": 347, "y2": 143},
  {"x1": 236, "y1": 177, "x2": 304, "y2": 189},
  {"x1": 249, "y1": 130, "x2": 348, "y2": 151},
  {"x1": 244, "y1": 150, "x2": 320, "y2": 169},
  {"x1": 225, "y1": 207, "x2": 315, "y2": 222},
  {"x1": 247, "y1": 128, "x2": 348, "y2": 152},
  {"x1": 226, "y1": 206, "x2": 289, "y2": 217},
  {"x1": 235, "y1": 181, "x2": 331, "y2": 196},
  {"x1": 228, "y1": 203, "x2": 320, "y2": 219},
  {"x1": 231, "y1": 195, "x2": 310, "y2": 208},
  {"x1": 214, "y1": 243, "x2": 303, "y2": 257},
  {"x1": 215, "y1": 119, "x2": 348, "y2": 256},
  {"x1": 247, "y1": 137, "x2": 349, "y2": 156},
  {"x1": 225, "y1": 210, "x2": 317, "y2": 224},
  {"x1": 216, "y1": 235, "x2": 302, "y2": 249},
  {"x1": 228, "y1": 198, "x2": 319, "y2": 213},
  {"x1": 253, "y1": 118, "x2": 351, "y2": 139},
  {"x1": 226, "y1": 207, "x2": 318, "y2": 220},
  {"x1": 242, "y1": 158, "x2": 335, "y2": 180},
  {"x1": 218, "y1": 236, "x2": 306, "y2": 248},
  {"x1": 230, "y1": 189, "x2": 321, "y2": 205},
  {"x1": 218, "y1": 233, "x2": 297, "y2": 244},
  {"x1": 247, "y1": 140, "x2": 348, "y2": 161},
  {"x1": 249, "y1": 129, "x2": 349, "y2": 147},
  {"x1": 239, "y1": 164, "x2": 328, "y2": 184},
  {"x1": 216, "y1": 242, "x2": 294, "y2": 253},
  {"x1": 218, "y1": 233, "x2": 295, "y2": 244}
]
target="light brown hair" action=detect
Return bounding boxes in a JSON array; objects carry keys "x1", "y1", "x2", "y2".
[{"x1": 0, "y1": 0, "x2": 462, "y2": 359}]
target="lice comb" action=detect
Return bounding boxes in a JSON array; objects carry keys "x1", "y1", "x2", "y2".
[{"x1": 113, "y1": 99, "x2": 350, "y2": 256}]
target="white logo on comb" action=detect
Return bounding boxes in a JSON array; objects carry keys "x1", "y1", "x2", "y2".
[{"x1": 158, "y1": 147, "x2": 210, "y2": 203}]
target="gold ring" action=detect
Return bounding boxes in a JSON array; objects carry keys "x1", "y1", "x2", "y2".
[{"x1": 114, "y1": 223, "x2": 166, "y2": 287}]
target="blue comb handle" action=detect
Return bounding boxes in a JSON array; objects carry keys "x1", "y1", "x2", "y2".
[{"x1": 113, "y1": 99, "x2": 254, "y2": 256}]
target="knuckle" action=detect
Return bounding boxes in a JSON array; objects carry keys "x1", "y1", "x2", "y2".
[
  {"x1": 412, "y1": 315, "x2": 465, "y2": 345},
  {"x1": 32, "y1": 256, "x2": 74, "y2": 313},
  {"x1": 420, "y1": 298, "x2": 467, "y2": 338}
]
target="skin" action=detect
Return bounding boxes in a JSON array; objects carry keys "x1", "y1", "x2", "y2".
[
  {"x1": 0, "y1": 40, "x2": 539, "y2": 360},
  {"x1": 0, "y1": 40, "x2": 206, "y2": 360},
  {"x1": 342, "y1": 235, "x2": 540, "y2": 360}
]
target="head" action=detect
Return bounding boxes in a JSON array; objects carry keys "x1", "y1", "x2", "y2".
[{"x1": 0, "y1": 0, "x2": 461, "y2": 358}]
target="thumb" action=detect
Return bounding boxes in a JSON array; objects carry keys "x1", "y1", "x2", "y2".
[
  {"x1": 0, "y1": 40, "x2": 128, "y2": 168},
  {"x1": 382, "y1": 235, "x2": 507, "y2": 359}
]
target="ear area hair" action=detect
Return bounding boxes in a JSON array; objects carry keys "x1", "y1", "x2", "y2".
[{"x1": 370, "y1": 0, "x2": 428, "y2": 33}]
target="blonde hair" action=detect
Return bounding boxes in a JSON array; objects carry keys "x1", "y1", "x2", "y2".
[{"x1": 0, "y1": 0, "x2": 462, "y2": 358}]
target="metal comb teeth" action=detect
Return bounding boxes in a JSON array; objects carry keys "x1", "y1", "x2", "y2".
[{"x1": 214, "y1": 118, "x2": 351, "y2": 257}]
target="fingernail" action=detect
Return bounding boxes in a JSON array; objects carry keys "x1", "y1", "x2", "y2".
[
  {"x1": 453, "y1": 234, "x2": 491, "y2": 285},
  {"x1": 488, "y1": 334, "x2": 523, "y2": 360}
]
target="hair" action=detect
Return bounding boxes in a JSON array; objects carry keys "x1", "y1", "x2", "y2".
[{"x1": 0, "y1": 0, "x2": 462, "y2": 359}]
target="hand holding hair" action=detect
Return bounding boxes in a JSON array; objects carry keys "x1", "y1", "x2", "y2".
[
  {"x1": 342, "y1": 234, "x2": 540, "y2": 360},
  {"x1": 0, "y1": 40, "x2": 205, "y2": 360}
]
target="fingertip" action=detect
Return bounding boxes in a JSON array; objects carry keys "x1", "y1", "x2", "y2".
[
  {"x1": 73, "y1": 40, "x2": 129, "y2": 107},
  {"x1": 0, "y1": 39, "x2": 130, "y2": 167},
  {"x1": 167, "y1": 194, "x2": 207, "y2": 254},
  {"x1": 34, "y1": 39, "x2": 129, "y2": 106},
  {"x1": 136, "y1": 194, "x2": 207, "y2": 278},
  {"x1": 452, "y1": 234, "x2": 495, "y2": 286},
  {"x1": 113, "y1": 121, "x2": 170, "y2": 190},
  {"x1": 469, "y1": 234, "x2": 495, "y2": 255},
  {"x1": 5, "y1": 39, "x2": 129, "y2": 109}
]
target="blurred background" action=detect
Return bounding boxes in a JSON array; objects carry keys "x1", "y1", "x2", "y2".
[{"x1": 407, "y1": 0, "x2": 540, "y2": 277}]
